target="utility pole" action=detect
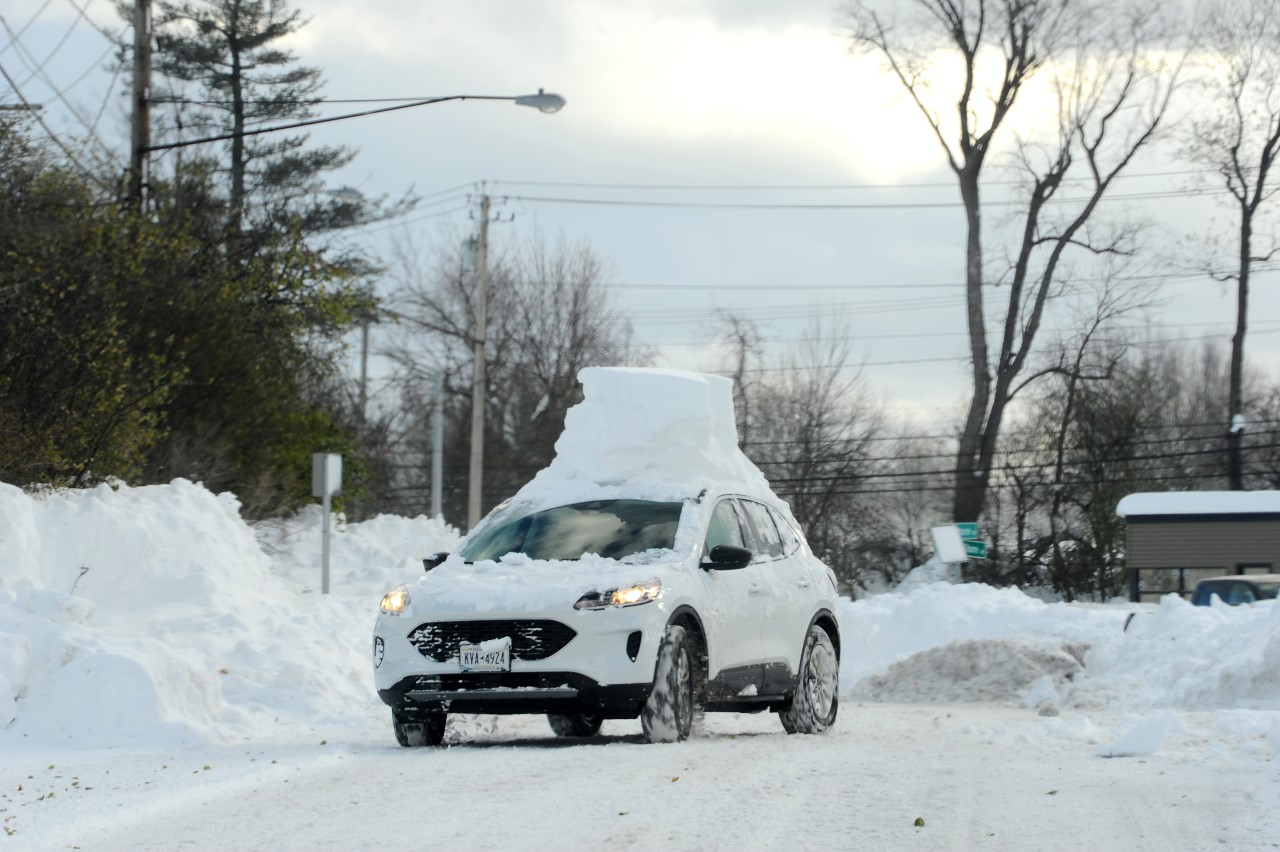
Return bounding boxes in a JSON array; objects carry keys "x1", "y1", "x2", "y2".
[
  {"x1": 432, "y1": 373, "x2": 444, "y2": 520},
  {"x1": 467, "y1": 194, "x2": 491, "y2": 530},
  {"x1": 128, "y1": 0, "x2": 152, "y2": 211}
]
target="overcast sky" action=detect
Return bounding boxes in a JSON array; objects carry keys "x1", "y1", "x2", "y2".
[{"x1": 5, "y1": 0, "x2": 1278, "y2": 427}]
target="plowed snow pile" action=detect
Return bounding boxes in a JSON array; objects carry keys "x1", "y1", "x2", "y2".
[
  {"x1": 0, "y1": 480, "x2": 455, "y2": 744},
  {"x1": 2, "y1": 479, "x2": 1279, "y2": 751},
  {"x1": 850, "y1": 638, "x2": 1088, "y2": 707},
  {"x1": 840, "y1": 578, "x2": 1280, "y2": 714}
]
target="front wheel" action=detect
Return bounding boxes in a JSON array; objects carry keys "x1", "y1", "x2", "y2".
[
  {"x1": 780, "y1": 624, "x2": 838, "y2": 734},
  {"x1": 393, "y1": 710, "x2": 446, "y2": 747},
  {"x1": 641, "y1": 624, "x2": 695, "y2": 743},
  {"x1": 547, "y1": 712, "x2": 603, "y2": 737}
]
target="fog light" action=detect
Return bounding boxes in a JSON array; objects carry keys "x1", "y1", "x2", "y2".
[{"x1": 626, "y1": 631, "x2": 642, "y2": 661}]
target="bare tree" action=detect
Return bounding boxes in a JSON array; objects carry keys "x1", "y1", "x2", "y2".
[
  {"x1": 846, "y1": 0, "x2": 1183, "y2": 521},
  {"x1": 383, "y1": 226, "x2": 643, "y2": 523},
  {"x1": 1186, "y1": 0, "x2": 1280, "y2": 489},
  {"x1": 728, "y1": 318, "x2": 889, "y2": 592},
  {"x1": 712, "y1": 311, "x2": 764, "y2": 447}
]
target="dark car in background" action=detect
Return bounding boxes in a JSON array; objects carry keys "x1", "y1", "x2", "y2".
[{"x1": 1191, "y1": 574, "x2": 1280, "y2": 606}]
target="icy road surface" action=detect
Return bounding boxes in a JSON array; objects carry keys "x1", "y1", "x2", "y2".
[{"x1": 7, "y1": 704, "x2": 1273, "y2": 851}]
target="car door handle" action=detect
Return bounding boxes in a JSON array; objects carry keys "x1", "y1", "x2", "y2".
[
  {"x1": 796, "y1": 580, "x2": 811, "y2": 589},
  {"x1": 749, "y1": 584, "x2": 766, "y2": 596}
]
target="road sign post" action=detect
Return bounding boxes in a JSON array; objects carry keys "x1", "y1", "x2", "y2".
[{"x1": 312, "y1": 453, "x2": 342, "y2": 595}]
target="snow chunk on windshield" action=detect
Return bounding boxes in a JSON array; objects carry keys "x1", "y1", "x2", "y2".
[{"x1": 523, "y1": 367, "x2": 771, "y2": 498}]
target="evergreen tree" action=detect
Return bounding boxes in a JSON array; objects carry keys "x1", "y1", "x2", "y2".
[{"x1": 149, "y1": 0, "x2": 353, "y2": 231}]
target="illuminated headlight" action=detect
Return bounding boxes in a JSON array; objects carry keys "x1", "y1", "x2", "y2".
[
  {"x1": 379, "y1": 585, "x2": 411, "y2": 616},
  {"x1": 574, "y1": 579, "x2": 662, "y2": 610}
]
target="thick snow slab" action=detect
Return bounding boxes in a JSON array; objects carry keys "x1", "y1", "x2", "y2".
[
  {"x1": 1116, "y1": 490, "x2": 1280, "y2": 517},
  {"x1": 527, "y1": 367, "x2": 770, "y2": 496}
]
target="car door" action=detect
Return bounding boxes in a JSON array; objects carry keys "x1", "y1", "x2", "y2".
[
  {"x1": 737, "y1": 499, "x2": 816, "y2": 693},
  {"x1": 698, "y1": 499, "x2": 765, "y2": 695}
]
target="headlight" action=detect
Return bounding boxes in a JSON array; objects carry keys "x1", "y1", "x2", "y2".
[
  {"x1": 574, "y1": 578, "x2": 661, "y2": 610},
  {"x1": 379, "y1": 585, "x2": 411, "y2": 616}
]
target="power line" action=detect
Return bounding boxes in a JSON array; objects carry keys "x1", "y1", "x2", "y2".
[
  {"x1": 598, "y1": 264, "x2": 1280, "y2": 292},
  {"x1": 64, "y1": 0, "x2": 126, "y2": 44},
  {"x1": 0, "y1": 58, "x2": 110, "y2": 190},
  {"x1": 644, "y1": 321, "x2": 1280, "y2": 352},
  {"x1": 503, "y1": 187, "x2": 1223, "y2": 212},
  {"x1": 485, "y1": 168, "x2": 1220, "y2": 193},
  {"x1": 0, "y1": 0, "x2": 53, "y2": 57},
  {"x1": 0, "y1": 9, "x2": 120, "y2": 170}
]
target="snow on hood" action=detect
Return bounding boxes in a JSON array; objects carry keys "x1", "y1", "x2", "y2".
[{"x1": 411, "y1": 548, "x2": 686, "y2": 615}]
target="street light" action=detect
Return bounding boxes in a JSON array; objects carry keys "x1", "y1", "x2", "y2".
[
  {"x1": 141, "y1": 90, "x2": 567, "y2": 152},
  {"x1": 513, "y1": 89, "x2": 566, "y2": 114},
  {"x1": 131, "y1": 89, "x2": 565, "y2": 208}
]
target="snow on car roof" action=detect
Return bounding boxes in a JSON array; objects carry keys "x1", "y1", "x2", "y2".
[
  {"x1": 512, "y1": 367, "x2": 776, "y2": 507},
  {"x1": 1116, "y1": 491, "x2": 1280, "y2": 517}
]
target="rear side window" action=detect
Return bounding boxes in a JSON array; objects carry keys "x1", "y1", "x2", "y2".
[
  {"x1": 768, "y1": 506, "x2": 803, "y2": 555},
  {"x1": 739, "y1": 499, "x2": 786, "y2": 559}
]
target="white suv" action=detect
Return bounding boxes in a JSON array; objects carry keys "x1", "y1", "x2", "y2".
[{"x1": 371, "y1": 368, "x2": 841, "y2": 746}]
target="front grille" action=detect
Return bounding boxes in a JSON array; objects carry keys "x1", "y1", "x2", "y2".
[{"x1": 407, "y1": 620, "x2": 577, "y2": 662}]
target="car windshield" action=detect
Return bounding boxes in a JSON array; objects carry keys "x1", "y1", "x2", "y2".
[{"x1": 459, "y1": 500, "x2": 683, "y2": 563}]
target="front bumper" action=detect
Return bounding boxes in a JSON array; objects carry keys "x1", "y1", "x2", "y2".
[
  {"x1": 378, "y1": 672, "x2": 652, "y2": 717},
  {"x1": 373, "y1": 601, "x2": 666, "y2": 718}
]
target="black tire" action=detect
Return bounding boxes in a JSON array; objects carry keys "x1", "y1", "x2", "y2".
[
  {"x1": 641, "y1": 623, "x2": 695, "y2": 743},
  {"x1": 393, "y1": 710, "x2": 447, "y2": 747},
  {"x1": 547, "y1": 712, "x2": 604, "y2": 737},
  {"x1": 780, "y1": 624, "x2": 839, "y2": 735}
]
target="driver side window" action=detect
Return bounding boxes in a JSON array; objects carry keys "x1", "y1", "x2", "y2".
[{"x1": 705, "y1": 500, "x2": 746, "y2": 555}]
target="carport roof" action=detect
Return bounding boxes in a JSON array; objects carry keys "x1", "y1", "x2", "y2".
[{"x1": 1117, "y1": 491, "x2": 1280, "y2": 517}]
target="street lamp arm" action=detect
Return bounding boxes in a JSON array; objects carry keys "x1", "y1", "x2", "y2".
[{"x1": 145, "y1": 91, "x2": 564, "y2": 153}]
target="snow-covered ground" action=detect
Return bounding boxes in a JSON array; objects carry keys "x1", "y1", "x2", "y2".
[{"x1": 2, "y1": 479, "x2": 1279, "y2": 849}]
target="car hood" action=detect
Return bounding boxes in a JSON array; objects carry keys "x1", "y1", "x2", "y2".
[{"x1": 402, "y1": 549, "x2": 691, "y2": 616}]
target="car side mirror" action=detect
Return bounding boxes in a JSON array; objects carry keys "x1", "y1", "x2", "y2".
[
  {"x1": 702, "y1": 544, "x2": 752, "y2": 570},
  {"x1": 423, "y1": 552, "x2": 448, "y2": 572}
]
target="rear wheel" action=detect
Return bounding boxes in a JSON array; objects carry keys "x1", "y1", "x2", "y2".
[
  {"x1": 780, "y1": 624, "x2": 838, "y2": 734},
  {"x1": 641, "y1": 624, "x2": 695, "y2": 743},
  {"x1": 393, "y1": 710, "x2": 447, "y2": 747},
  {"x1": 547, "y1": 712, "x2": 604, "y2": 737}
]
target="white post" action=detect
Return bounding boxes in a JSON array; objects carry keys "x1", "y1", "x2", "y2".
[
  {"x1": 312, "y1": 453, "x2": 342, "y2": 595},
  {"x1": 321, "y1": 488, "x2": 332, "y2": 595}
]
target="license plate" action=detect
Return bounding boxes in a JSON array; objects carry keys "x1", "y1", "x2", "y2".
[{"x1": 459, "y1": 637, "x2": 512, "y2": 672}]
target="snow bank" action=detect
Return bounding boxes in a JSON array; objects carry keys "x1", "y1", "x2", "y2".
[
  {"x1": 841, "y1": 581, "x2": 1280, "y2": 713},
  {"x1": 0, "y1": 481, "x2": 455, "y2": 745}
]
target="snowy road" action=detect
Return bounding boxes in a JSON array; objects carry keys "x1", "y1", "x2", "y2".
[{"x1": 8, "y1": 703, "x2": 1275, "y2": 851}]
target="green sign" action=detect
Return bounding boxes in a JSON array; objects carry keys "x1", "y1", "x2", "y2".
[
  {"x1": 955, "y1": 522, "x2": 979, "y2": 540},
  {"x1": 963, "y1": 539, "x2": 988, "y2": 559}
]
